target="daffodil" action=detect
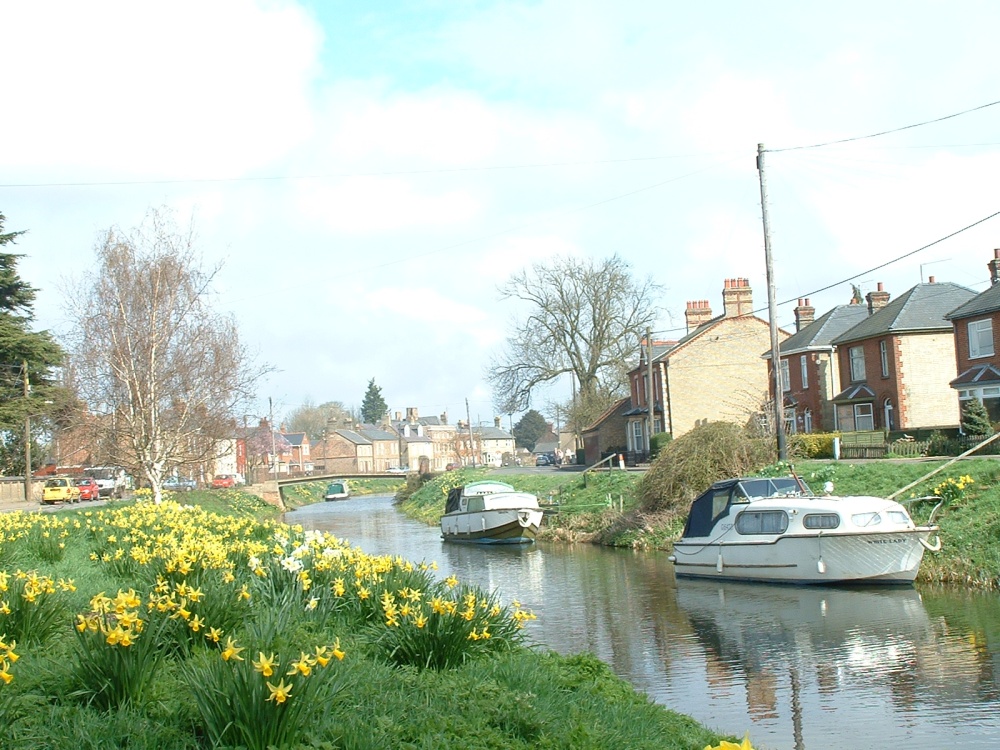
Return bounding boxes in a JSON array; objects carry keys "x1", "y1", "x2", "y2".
[
  {"x1": 206, "y1": 627, "x2": 223, "y2": 643},
  {"x1": 287, "y1": 652, "x2": 315, "y2": 677},
  {"x1": 266, "y1": 678, "x2": 293, "y2": 704},
  {"x1": 221, "y1": 636, "x2": 244, "y2": 661},
  {"x1": 253, "y1": 651, "x2": 278, "y2": 677},
  {"x1": 332, "y1": 638, "x2": 345, "y2": 661}
]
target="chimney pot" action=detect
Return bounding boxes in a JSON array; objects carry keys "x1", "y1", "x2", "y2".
[
  {"x1": 928, "y1": 275, "x2": 935, "y2": 284},
  {"x1": 877, "y1": 282, "x2": 884, "y2": 292}
]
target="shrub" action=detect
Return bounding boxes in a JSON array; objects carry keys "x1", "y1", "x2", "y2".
[
  {"x1": 649, "y1": 432, "x2": 672, "y2": 459},
  {"x1": 638, "y1": 422, "x2": 775, "y2": 512},
  {"x1": 787, "y1": 432, "x2": 839, "y2": 459},
  {"x1": 961, "y1": 398, "x2": 994, "y2": 436}
]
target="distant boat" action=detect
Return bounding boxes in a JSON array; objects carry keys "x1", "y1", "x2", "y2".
[
  {"x1": 440, "y1": 481, "x2": 543, "y2": 544},
  {"x1": 668, "y1": 475, "x2": 941, "y2": 584},
  {"x1": 323, "y1": 480, "x2": 350, "y2": 501}
]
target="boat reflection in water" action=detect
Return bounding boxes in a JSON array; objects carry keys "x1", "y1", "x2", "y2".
[{"x1": 671, "y1": 579, "x2": 1000, "y2": 750}]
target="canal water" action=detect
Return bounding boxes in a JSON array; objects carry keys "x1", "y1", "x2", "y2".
[{"x1": 287, "y1": 494, "x2": 1000, "y2": 750}]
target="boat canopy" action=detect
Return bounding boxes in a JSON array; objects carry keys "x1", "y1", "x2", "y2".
[{"x1": 682, "y1": 476, "x2": 811, "y2": 538}]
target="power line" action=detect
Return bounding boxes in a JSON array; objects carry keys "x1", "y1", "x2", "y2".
[
  {"x1": 767, "y1": 98, "x2": 1000, "y2": 153},
  {"x1": 0, "y1": 150, "x2": 740, "y2": 189}
]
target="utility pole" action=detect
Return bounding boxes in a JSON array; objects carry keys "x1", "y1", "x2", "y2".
[
  {"x1": 645, "y1": 327, "x2": 654, "y2": 456},
  {"x1": 23, "y1": 360, "x2": 31, "y2": 503},
  {"x1": 269, "y1": 397, "x2": 277, "y2": 477},
  {"x1": 465, "y1": 398, "x2": 475, "y2": 468},
  {"x1": 757, "y1": 143, "x2": 787, "y2": 461}
]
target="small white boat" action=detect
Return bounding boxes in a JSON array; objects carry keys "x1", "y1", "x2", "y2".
[
  {"x1": 441, "y1": 480, "x2": 544, "y2": 544},
  {"x1": 668, "y1": 476, "x2": 941, "y2": 584}
]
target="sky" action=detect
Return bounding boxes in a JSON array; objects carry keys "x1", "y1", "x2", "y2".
[{"x1": 3, "y1": 1, "x2": 1000, "y2": 426}]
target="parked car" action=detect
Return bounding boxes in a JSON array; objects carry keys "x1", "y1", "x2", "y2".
[
  {"x1": 445, "y1": 462, "x2": 461, "y2": 471},
  {"x1": 76, "y1": 477, "x2": 101, "y2": 501},
  {"x1": 163, "y1": 476, "x2": 197, "y2": 492},
  {"x1": 534, "y1": 454, "x2": 550, "y2": 466},
  {"x1": 211, "y1": 474, "x2": 237, "y2": 489},
  {"x1": 42, "y1": 476, "x2": 81, "y2": 504},
  {"x1": 385, "y1": 466, "x2": 409, "y2": 475}
]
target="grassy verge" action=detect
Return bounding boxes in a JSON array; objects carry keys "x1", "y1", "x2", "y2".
[
  {"x1": 278, "y1": 478, "x2": 408, "y2": 510},
  {"x1": 0, "y1": 491, "x2": 733, "y2": 749}
]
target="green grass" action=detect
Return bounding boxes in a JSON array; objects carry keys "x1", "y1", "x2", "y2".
[{"x1": 0, "y1": 495, "x2": 732, "y2": 750}]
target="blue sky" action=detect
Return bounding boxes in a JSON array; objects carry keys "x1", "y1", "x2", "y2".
[{"x1": 2, "y1": 1, "x2": 999, "y2": 424}]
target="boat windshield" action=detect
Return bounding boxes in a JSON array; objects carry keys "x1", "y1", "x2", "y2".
[{"x1": 734, "y1": 477, "x2": 809, "y2": 500}]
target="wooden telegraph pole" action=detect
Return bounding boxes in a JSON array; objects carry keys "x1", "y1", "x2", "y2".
[{"x1": 757, "y1": 143, "x2": 787, "y2": 461}]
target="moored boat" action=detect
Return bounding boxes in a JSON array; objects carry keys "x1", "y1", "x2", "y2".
[
  {"x1": 441, "y1": 481, "x2": 544, "y2": 544},
  {"x1": 668, "y1": 475, "x2": 941, "y2": 584},
  {"x1": 323, "y1": 480, "x2": 350, "y2": 501}
]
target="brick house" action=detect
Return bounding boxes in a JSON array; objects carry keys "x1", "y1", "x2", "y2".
[
  {"x1": 278, "y1": 430, "x2": 311, "y2": 474},
  {"x1": 322, "y1": 429, "x2": 375, "y2": 473},
  {"x1": 626, "y1": 277, "x2": 787, "y2": 444},
  {"x1": 357, "y1": 426, "x2": 402, "y2": 471},
  {"x1": 764, "y1": 297, "x2": 869, "y2": 433},
  {"x1": 623, "y1": 339, "x2": 676, "y2": 457},
  {"x1": 390, "y1": 408, "x2": 457, "y2": 471},
  {"x1": 581, "y1": 397, "x2": 631, "y2": 466},
  {"x1": 830, "y1": 279, "x2": 975, "y2": 432},
  {"x1": 945, "y1": 249, "x2": 1000, "y2": 422}
]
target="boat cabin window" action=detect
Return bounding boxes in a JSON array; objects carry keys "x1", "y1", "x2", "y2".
[
  {"x1": 735, "y1": 510, "x2": 789, "y2": 535},
  {"x1": 803, "y1": 513, "x2": 840, "y2": 529},
  {"x1": 851, "y1": 512, "x2": 881, "y2": 527},
  {"x1": 466, "y1": 497, "x2": 486, "y2": 513},
  {"x1": 887, "y1": 510, "x2": 910, "y2": 524},
  {"x1": 734, "y1": 477, "x2": 808, "y2": 501}
]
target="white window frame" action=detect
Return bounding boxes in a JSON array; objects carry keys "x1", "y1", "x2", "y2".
[
  {"x1": 880, "y1": 340, "x2": 889, "y2": 377},
  {"x1": 969, "y1": 319, "x2": 995, "y2": 359},
  {"x1": 854, "y1": 403, "x2": 874, "y2": 431},
  {"x1": 630, "y1": 420, "x2": 644, "y2": 450},
  {"x1": 800, "y1": 355, "x2": 808, "y2": 389},
  {"x1": 803, "y1": 409, "x2": 813, "y2": 433},
  {"x1": 849, "y1": 346, "x2": 866, "y2": 382},
  {"x1": 780, "y1": 359, "x2": 791, "y2": 392}
]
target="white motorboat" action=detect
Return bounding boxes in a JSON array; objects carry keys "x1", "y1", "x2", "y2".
[
  {"x1": 668, "y1": 476, "x2": 941, "y2": 584},
  {"x1": 441, "y1": 480, "x2": 544, "y2": 544}
]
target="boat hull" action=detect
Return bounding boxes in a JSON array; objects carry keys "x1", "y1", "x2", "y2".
[
  {"x1": 441, "y1": 508, "x2": 543, "y2": 545},
  {"x1": 670, "y1": 528, "x2": 935, "y2": 585}
]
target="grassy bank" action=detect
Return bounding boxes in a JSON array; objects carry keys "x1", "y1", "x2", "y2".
[
  {"x1": 0, "y1": 490, "x2": 732, "y2": 749},
  {"x1": 279, "y1": 477, "x2": 407, "y2": 510},
  {"x1": 400, "y1": 459, "x2": 1000, "y2": 590}
]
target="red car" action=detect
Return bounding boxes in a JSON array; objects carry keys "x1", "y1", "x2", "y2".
[
  {"x1": 76, "y1": 477, "x2": 101, "y2": 501},
  {"x1": 211, "y1": 474, "x2": 237, "y2": 489}
]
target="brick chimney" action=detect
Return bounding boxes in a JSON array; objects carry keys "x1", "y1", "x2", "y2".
[
  {"x1": 793, "y1": 298, "x2": 815, "y2": 332},
  {"x1": 989, "y1": 249, "x2": 1000, "y2": 285},
  {"x1": 440, "y1": 411, "x2": 448, "y2": 425},
  {"x1": 684, "y1": 300, "x2": 712, "y2": 333},
  {"x1": 722, "y1": 277, "x2": 753, "y2": 318},
  {"x1": 494, "y1": 416, "x2": 501, "y2": 428},
  {"x1": 866, "y1": 282, "x2": 890, "y2": 315},
  {"x1": 405, "y1": 407, "x2": 419, "y2": 423}
]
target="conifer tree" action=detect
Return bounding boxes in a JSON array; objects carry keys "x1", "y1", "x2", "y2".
[
  {"x1": 960, "y1": 397, "x2": 993, "y2": 436},
  {"x1": 360, "y1": 378, "x2": 388, "y2": 425}
]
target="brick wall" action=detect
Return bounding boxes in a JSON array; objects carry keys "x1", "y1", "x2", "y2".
[
  {"x1": 952, "y1": 312, "x2": 1000, "y2": 373},
  {"x1": 897, "y1": 333, "x2": 962, "y2": 428},
  {"x1": 668, "y1": 317, "x2": 776, "y2": 437}
]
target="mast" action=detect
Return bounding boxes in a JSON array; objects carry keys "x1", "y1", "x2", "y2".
[{"x1": 757, "y1": 143, "x2": 787, "y2": 461}]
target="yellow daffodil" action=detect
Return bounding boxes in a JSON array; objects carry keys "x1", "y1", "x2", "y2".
[
  {"x1": 206, "y1": 627, "x2": 223, "y2": 643},
  {"x1": 287, "y1": 652, "x2": 315, "y2": 677},
  {"x1": 266, "y1": 678, "x2": 293, "y2": 704},
  {"x1": 332, "y1": 638, "x2": 345, "y2": 661},
  {"x1": 253, "y1": 652, "x2": 278, "y2": 677},
  {"x1": 221, "y1": 636, "x2": 244, "y2": 661},
  {"x1": 444, "y1": 575, "x2": 458, "y2": 588},
  {"x1": 703, "y1": 733, "x2": 755, "y2": 750}
]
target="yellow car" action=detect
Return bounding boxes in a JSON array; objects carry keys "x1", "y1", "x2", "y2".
[{"x1": 42, "y1": 476, "x2": 81, "y2": 504}]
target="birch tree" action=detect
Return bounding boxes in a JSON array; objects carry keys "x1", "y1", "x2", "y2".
[{"x1": 67, "y1": 209, "x2": 268, "y2": 502}]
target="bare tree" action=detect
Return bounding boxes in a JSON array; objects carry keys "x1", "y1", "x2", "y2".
[
  {"x1": 285, "y1": 399, "x2": 352, "y2": 442},
  {"x1": 488, "y1": 254, "x2": 661, "y2": 427},
  {"x1": 66, "y1": 208, "x2": 269, "y2": 502}
]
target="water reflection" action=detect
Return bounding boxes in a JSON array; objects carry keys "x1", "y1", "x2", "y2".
[{"x1": 287, "y1": 495, "x2": 1000, "y2": 750}]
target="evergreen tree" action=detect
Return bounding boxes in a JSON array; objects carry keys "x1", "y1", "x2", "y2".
[
  {"x1": 360, "y1": 378, "x2": 388, "y2": 425},
  {"x1": 512, "y1": 409, "x2": 548, "y2": 451},
  {"x1": 0, "y1": 213, "x2": 67, "y2": 474},
  {"x1": 961, "y1": 397, "x2": 993, "y2": 436}
]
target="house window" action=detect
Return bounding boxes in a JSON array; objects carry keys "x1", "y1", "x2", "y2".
[
  {"x1": 836, "y1": 402, "x2": 874, "y2": 431},
  {"x1": 855, "y1": 403, "x2": 874, "y2": 431},
  {"x1": 958, "y1": 388, "x2": 1000, "y2": 422},
  {"x1": 849, "y1": 346, "x2": 866, "y2": 382},
  {"x1": 880, "y1": 340, "x2": 889, "y2": 377},
  {"x1": 631, "y1": 420, "x2": 644, "y2": 450},
  {"x1": 800, "y1": 355, "x2": 808, "y2": 389},
  {"x1": 803, "y1": 409, "x2": 813, "y2": 433},
  {"x1": 780, "y1": 359, "x2": 791, "y2": 392},
  {"x1": 883, "y1": 398, "x2": 894, "y2": 431},
  {"x1": 969, "y1": 319, "x2": 995, "y2": 359}
]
